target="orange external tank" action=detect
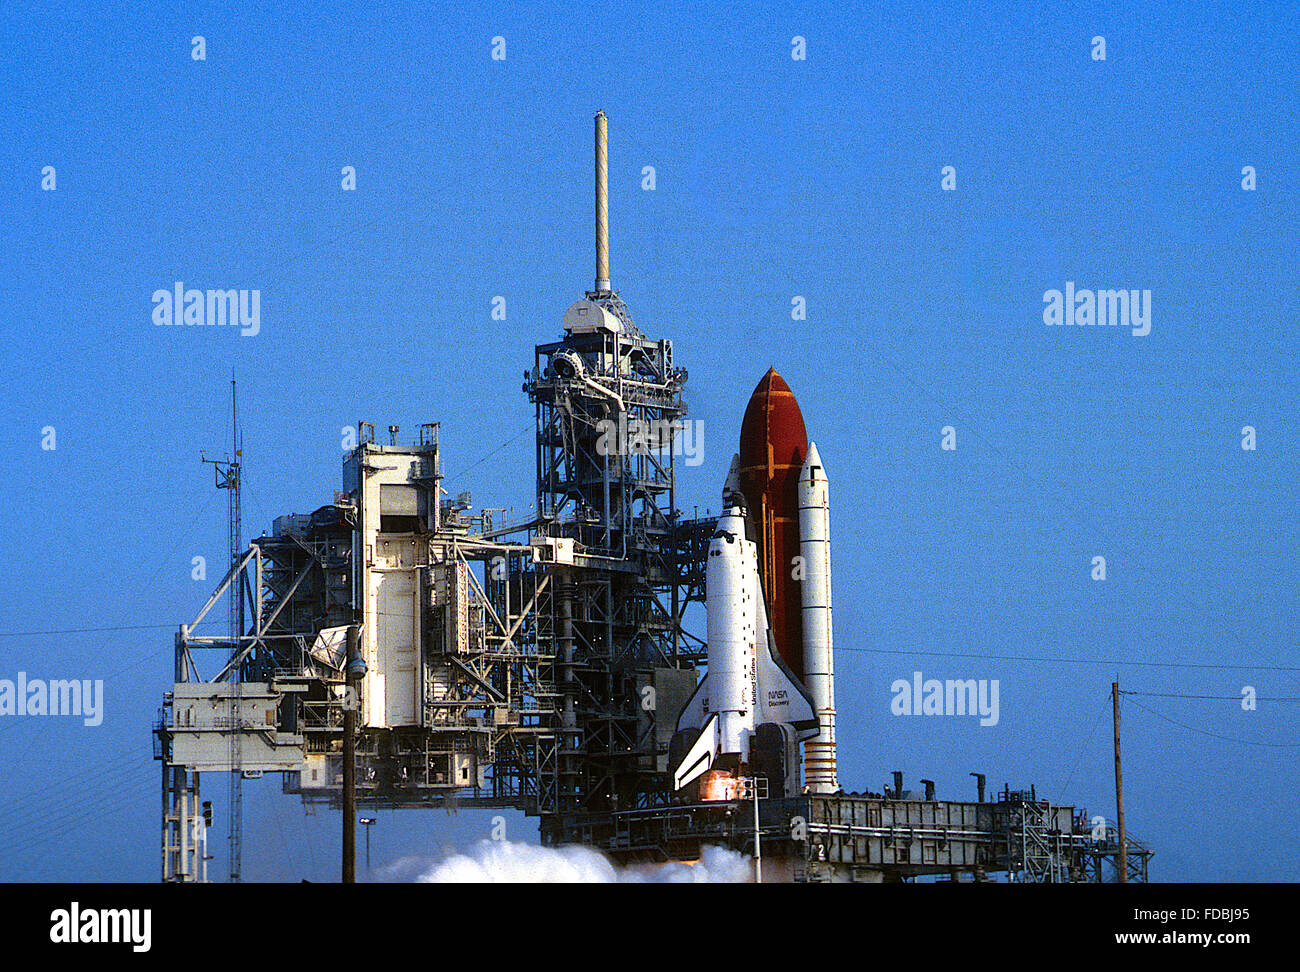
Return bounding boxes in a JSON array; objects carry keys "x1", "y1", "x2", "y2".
[{"x1": 738, "y1": 368, "x2": 809, "y2": 679}]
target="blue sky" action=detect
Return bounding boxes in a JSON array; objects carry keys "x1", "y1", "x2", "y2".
[{"x1": 0, "y1": 1, "x2": 1296, "y2": 880}]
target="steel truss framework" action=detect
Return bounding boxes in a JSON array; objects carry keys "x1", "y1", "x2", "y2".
[
  {"x1": 527, "y1": 292, "x2": 705, "y2": 835},
  {"x1": 157, "y1": 297, "x2": 709, "y2": 877}
]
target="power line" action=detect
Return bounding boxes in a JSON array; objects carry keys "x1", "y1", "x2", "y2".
[
  {"x1": 1060, "y1": 691, "x2": 1111, "y2": 798},
  {"x1": 837, "y1": 645, "x2": 1300, "y2": 673},
  {"x1": 0, "y1": 418, "x2": 540, "y2": 645},
  {"x1": 0, "y1": 757, "x2": 159, "y2": 848},
  {"x1": 0, "y1": 746, "x2": 157, "y2": 820},
  {"x1": 1121, "y1": 690, "x2": 1300, "y2": 702},
  {"x1": 0, "y1": 759, "x2": 157, "y2": 842},
  {"x1": 0, "y1": 644, "x2": 175, "y2": 738},
  {"x1": 445, "y1": 424, "x2": 534, "y2": 481},
  {"x1": 0, "y1": 623, "x2": 176, "y2": 639},
  {"x1": 4, "y1": 626, "x2": 1293, "y2": 676},
  {"x1": 0, "y1": 769, "x2": 161, "y2": 866},
  {"x1": 1123, "y1": 695, "x2": 1300, "y2": 749}
]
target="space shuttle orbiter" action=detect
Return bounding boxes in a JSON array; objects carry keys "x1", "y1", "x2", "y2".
[{"x1": 671, "y1": 457, "x2": 819, "y2": 801}]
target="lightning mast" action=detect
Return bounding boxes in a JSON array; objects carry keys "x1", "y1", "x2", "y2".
[{"x1": 202, "y1": 377, "x2": 243, "y2": 882}]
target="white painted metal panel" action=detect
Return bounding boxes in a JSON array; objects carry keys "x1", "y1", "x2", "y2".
[
  {"x1": 169, "y1": 683, "x2": 304, "y2": 772},
  {"x1": 377, "y1": 570, "x2": 419, "y2": 726}
]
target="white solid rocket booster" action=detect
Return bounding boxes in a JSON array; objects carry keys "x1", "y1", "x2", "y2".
[{"x1": 799, "y1": 441, "x2": 838, "y2": 792}]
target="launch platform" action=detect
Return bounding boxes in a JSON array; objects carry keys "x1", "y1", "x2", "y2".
[{"x1": 153, "y1": 111, "x2": 1150, "y2": 883}]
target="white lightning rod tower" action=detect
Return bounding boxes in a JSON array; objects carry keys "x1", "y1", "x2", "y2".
[{"x1": 594, "y1": 109, "x2": 610, "y2": 294}]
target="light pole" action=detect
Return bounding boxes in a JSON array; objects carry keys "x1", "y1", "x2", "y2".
[
  {"x1": 745, "y1": 776, "x2": 766, "y2": 883},
  {"x1": 360, "y1": 816, "x2": 376, "y2": 876}
]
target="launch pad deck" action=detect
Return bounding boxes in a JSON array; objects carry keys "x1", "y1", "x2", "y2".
[{"x1": 553, "y1": 790, "x2": 1151, "y2": 883}]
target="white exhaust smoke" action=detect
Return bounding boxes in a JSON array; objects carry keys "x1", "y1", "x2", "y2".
[{"x1": 383, "y1": 841, "x2": 752, "y2": 883}]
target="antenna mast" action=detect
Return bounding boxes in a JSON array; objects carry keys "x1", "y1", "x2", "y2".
[{"x1": 203, "y1": 377, "x2": 243, "y2": 882}]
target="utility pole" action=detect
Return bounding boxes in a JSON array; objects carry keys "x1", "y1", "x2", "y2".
[
  {"x1": 203, "y1": 377, "x2": 243, "y2": 883},
  {"x1": 342, "y1": 699, "x2": 355, "y2": 884},
  {"x1": 342, "y1": 621, "x2": 364, "y2": 883},
  {"x1": 1112, "y1": 681, "x2": 1127, "y2": 884}
]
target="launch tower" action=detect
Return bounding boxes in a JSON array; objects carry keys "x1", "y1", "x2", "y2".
[{"x1": 152, "y1": 112, "x2": 1149, "y2": 883}]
